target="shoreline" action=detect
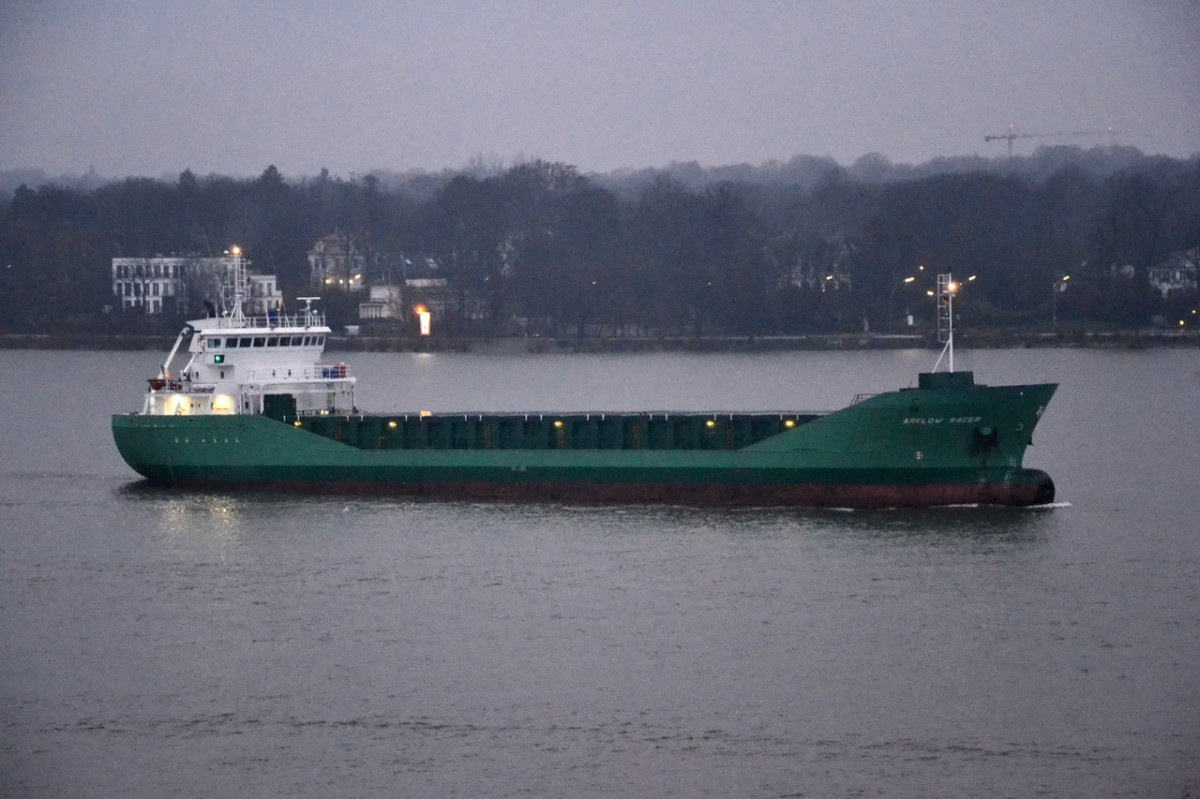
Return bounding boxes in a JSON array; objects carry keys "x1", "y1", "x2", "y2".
[{"x1": 2, "y1": 329, "x2": 1197, "y2": 353}]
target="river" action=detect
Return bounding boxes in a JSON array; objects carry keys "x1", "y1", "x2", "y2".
[{"x1": 1, "y1": 347, "x2": 1197, "y2": 798}]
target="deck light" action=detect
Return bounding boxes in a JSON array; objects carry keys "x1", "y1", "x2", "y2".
[
  {"x1": 293, "y1": 420, "x2": 302, "y2": 428},
  {"x1": 706, "y1": 419, "x2": 717, "y2": 428},
  {"x1": 388, "y1": 420, "x2": 398, "y2": 428},
  {"x1": 554, "y1": 420, "x2": 564, "y2": 428},
  {"x1": 785, "y1": 419, "x2": 796, "y2": 428}
]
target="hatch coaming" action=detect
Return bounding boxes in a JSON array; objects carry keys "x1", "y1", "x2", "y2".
[{"x1": 279, "y1": 411, "x2": 823, "y2": 452}]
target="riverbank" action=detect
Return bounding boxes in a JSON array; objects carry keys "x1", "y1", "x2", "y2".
[
  {"x1": 334, "y1": 328, "x2": 1200, "y2": 354},
  {"x1": 2, "y1": 328, "x2": 1198, "y2": 352}
]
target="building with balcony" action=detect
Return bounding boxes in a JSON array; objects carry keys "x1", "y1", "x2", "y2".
[
  {"x1": 111, "y1": 254, "x2": 282, "y2": 316},
  {"x1": 1148, "y1": 249, "x2": 1198, "y2": 298},
  {"x1": 358, "y1": 278, "x2": 454, "y2": 321},
  {"x1": 308, "y1": 233, "x2": 367, "y2": 290}
]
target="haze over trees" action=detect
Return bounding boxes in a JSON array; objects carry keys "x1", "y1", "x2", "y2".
[{"x1": 1, "y1": 147, "x2": 1196, "y2": 337}]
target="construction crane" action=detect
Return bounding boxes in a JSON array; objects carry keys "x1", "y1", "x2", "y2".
[{"x1": 985, "y1": 125, "x2": 1118, "y2": 158}]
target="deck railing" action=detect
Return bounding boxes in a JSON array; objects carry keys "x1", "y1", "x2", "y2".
[
  {"x1": 148, "y1": 364, "x2": 351, "y2": 391},
  {"x1": 209, "y1": 309, "x2": 326, "y2": 329},
  {"x1": 245, "y1": 364, "x2": 351, "y2": 382}
]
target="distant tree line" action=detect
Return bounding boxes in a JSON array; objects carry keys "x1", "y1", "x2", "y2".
[{"x1": 1, "y1": 147, "x2": 1197, "y2": 336}]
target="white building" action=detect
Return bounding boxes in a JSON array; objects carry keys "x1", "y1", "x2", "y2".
[
  {"x1": 111, "y1": 256, "x2": 191, "y2": 314},
  {"x1": 358, "y1": 278, "x2": 454, "y2": 321},
  {"x1": 308, "y1": 233, "x2": 367, "y2": 290},
  {"x1": 246, "y1": 274, "x2": 284, "y2": 317},
  {"x1": 1148, "y1": 249, "x2": 1198, "y2": 298},
  {"x1": 359, "y1": 285, "x2": 404, "y2": 320},
  {"x1": 112, "y1": 254, "x2": 283, "y2": 316}
]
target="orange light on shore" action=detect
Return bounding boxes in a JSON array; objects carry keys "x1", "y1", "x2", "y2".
[{"x1": 414, "y1": 305, "x2": 431, "y2": 336}]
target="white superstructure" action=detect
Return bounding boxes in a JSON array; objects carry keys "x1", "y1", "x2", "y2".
[{"x1": 142, "y1": 247, "x2": 355, "y2": 418}]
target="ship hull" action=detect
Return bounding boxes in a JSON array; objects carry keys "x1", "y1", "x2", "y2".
[
  {"x1": 112, "y1": 374, "x2": 1057, "y2": 508},
  {"x1": 117, "y1": 470, "x2": 1055, "y2": 508}
]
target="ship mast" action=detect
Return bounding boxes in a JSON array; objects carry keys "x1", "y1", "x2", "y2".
[
  {"x1": 223, "y1": 245, "x2": 248, "y2": 327},
  {"x1": 296, "y1": 296, "x2": 321, "y2": 327},
  {"x1": 933, "y1": 272, "x2": 957, "y2": 373},
  {"x1": 930, "y1": 272, "x2": 978, "y2": 372}
]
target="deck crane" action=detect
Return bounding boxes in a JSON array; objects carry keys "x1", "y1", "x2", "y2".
[{"x1": 985, "y1": 125, "x2": 1118, "y2": 158}]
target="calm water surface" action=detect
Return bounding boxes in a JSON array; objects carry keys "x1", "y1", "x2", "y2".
[{"x1": 1, "y1": 347, "x2": 1198, "y2": 798}]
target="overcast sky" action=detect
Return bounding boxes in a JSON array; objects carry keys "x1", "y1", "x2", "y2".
[{"x1": 2, "y1": 0, "x2": 1197, "y2": 179}]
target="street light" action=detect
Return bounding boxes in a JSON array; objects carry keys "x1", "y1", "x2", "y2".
[
  {"x1": 888, "y1": 275, "x2": 917, "y2": 331},
  {"x1": 1052, "y1": 274, "x2": 1070, "y2": 332}
]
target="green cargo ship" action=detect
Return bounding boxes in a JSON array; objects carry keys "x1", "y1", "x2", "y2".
[{"x1": 112, "y1": 255, "x2": 1057, "y2": 507}]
